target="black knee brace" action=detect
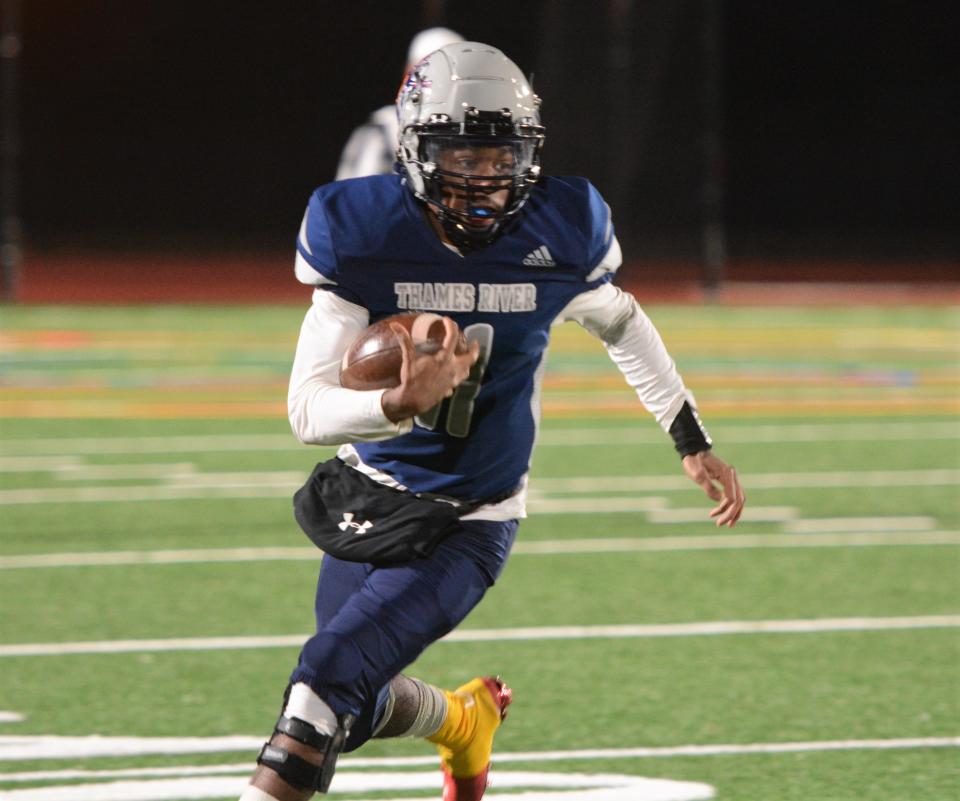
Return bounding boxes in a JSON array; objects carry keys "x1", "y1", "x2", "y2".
[{"x1": 257, "y1": 712, "x2": 356, "y2": 794}]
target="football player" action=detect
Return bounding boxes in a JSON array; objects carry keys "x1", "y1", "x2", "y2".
[{"x1": 240, "y1": 42, "x2": 745, "y2": 801}]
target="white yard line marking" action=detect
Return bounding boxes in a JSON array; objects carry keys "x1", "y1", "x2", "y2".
[
  {"x1": 0, "y1": 738, "x2": 955, "y2": 800},
  {"x1": 0, "y1": 712, "x2": 24, "y2": 723},
  {"x1": 0, "y1": 635, "x2": 305, "y2": 657},
  {"x1": 785, "y1": 516, "x2": 936, "y2": 533},
  {"x1": 531, "y1": 469, "x2": 960, "y2": 493},
  {"x1": 162, "y1": 472, "x2": 306, "y2": 487},
  {"x1": 2, "y1": 616, "x2": 957, "y2": 658},
  {"x1": 0, "y1": 770, "x2": 714, "y2": 801},
  {"x1": 2, "y1": 531, "x2": 958, "y2": 570},
  {"x1": 0, "y1": 422, "x2": 956, "y2": 457},
  {"x1": 646, "y1": 506, "x2": 797, "y2": 523},
  {"x1": 526, "y1": 497, "x2": 668, "y2": 513},
  {"x1": 537, "y1": 422, "x2": 960, "y2": 445},
  {"x1": 0, "y1": 735, "x2": 956, "y2": 765},
  {"x1": 443, "y1": 616, "x2": 960, "y2": 642},
  {"x1": 493, "y1": 737, "x2": 960, "y2": 761},
  {"x1": 526, "y1": 499, "x2": 799, "y2": 523},
  {"x1": 0, "y1": 547, "x2": 322, "y2": 569},
  {"x1": 0, "y1": 434, "x2": 300, "y2": 456},
  {"x1": 1, "y1": 467, "x2": 956, "y2": 505},
  {"x1": 0, "y1": 457, "x2": 81, "y2": 472},
  {"x1": 513, "y1": 531, "x2": 960, "y2": 553},
  {"x1": 0, "y1": 764, "x2": 253, "y2": 782},
  {"x1": 0, "y1": 484, "x2": 298, "y2": 504},
  {"x1": 54, "y1": 463, "x2": 196, "y2": 481},
  {"x1": 0, "y1": 736, "x2": 263, "y2": 762}
]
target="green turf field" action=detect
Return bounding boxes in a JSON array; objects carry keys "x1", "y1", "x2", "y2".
[{"x1": 1, "y1": 303, "x2": 958, "y2": 801}]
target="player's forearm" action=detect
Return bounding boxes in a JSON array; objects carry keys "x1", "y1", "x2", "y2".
[
  {"x1": 288, "y1": 382, "x2": 411, "y2": 444},
  {"x1": 287, "y1": 290, "x2": 413, "y2": 444}
]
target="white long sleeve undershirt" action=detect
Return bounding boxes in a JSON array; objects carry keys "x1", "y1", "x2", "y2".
[
  {"x1": 555, "y1": 281, "x2": 694, "y2": 432},
  {"x1": 287, "y1": 289, "x2": 413, "y2": 446},
  {"x1": 287, "y1": 282, "x2": 693, "y2": 446}
]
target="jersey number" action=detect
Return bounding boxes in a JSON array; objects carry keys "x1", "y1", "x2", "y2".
[{"x1": 415, "y1": 323, "x2": 493, "y2": 438}]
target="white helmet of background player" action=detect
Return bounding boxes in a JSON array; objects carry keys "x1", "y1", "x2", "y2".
[
  {"x1": 397, "y1": 42, "x2": 545, "y2": 249},
  {"x1": 407, "y1": 27, "x2": 463, "y2": 67}
]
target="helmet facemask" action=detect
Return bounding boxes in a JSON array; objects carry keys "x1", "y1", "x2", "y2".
[{"x1": 416, "y1": 126, "x2": 542, "y2": 250}]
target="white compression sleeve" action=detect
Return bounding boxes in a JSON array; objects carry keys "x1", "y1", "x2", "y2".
[
  {"x1": 287, "y1": 289, "x2": 414, "y2": 445},
  {"x1": 556, "y1": 282, "x2": 692, "y2": 431}
]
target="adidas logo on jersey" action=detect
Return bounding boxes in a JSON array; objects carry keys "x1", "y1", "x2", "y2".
[{"x1": 522, "y1": 245, "x2": 556, "y2": 267}]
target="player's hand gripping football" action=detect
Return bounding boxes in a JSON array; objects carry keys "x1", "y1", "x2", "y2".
[
  {"x1": 381, "y1": 317, "x2": 480, "y2": 423},
  {"x1": 682, "y1": 450, "x2": 745, "y2": 527}
]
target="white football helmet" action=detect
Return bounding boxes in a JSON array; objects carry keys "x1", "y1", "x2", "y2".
[{"x1": 396, "y1": 42, "x2": 545, "y2": 249}]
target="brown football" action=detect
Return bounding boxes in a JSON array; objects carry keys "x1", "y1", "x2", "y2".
[{"x1": 339, "y1": 312, "x2": 467, "y2": 391}]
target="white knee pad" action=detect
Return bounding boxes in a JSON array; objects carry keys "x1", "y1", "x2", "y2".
[
  {"x1": 283, "y1": 682, "x2": 339, "y2": 737},
  {"x1": 257, "y1": 683, "x2": 354, "y2": 794}
]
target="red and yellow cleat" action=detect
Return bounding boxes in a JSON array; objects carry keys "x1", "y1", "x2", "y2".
[{"x1": 428, "y1": 676, "x2": 512, "y2": 801}]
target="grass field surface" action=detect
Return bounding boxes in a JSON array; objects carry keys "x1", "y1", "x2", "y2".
[{"x1": 1, "y1": 302, "x2": 958, "y2": 800}]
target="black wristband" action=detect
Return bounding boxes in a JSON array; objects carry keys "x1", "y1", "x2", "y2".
[{"x1": 668, "y1": 401, "x2": 712, "y2": 457}]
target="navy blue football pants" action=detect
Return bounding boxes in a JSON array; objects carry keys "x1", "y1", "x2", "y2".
[{"x1": 289, "y1": 518, "x2": 519, "y2": 751}]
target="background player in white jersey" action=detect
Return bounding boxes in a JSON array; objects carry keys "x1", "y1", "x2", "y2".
[
  {"x1": 335, "y1": 27, "x2": 463, "y2": 180},
  {"x1": 241, "y1": 42, "x2": 745, "y2": 801}
]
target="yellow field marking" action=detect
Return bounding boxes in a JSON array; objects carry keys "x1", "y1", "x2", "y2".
[
  {"x1": 1, "y1": 395, "x2": 957, "y2": 419},
  {"x1": 0, "y1": 386, "x2": 288, "y2": 398},
  {"x1": 540, "y1": 373, "x2": 958, "y2": 391},
  {"x1": 0, "y1": 400, "x2": 286, "y2": 418},
  {"x1": 3, "y1": 370, "x2": 955, "y2": 396},
  {"x1": 4, "y1": 320, "x2": 956, "y2": 355},
  {"x1": 543, "y1": 397, "x2": 960, "y2": 418},
  {"x1": 548, "y1": 323, "x2": 959, "y2": 353},
  {"x1": 0, "y1": 421, "x2": 953, "y2": 458}
]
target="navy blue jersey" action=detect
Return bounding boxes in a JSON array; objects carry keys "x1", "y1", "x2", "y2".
[{"x1": 296, "y1": 174, "x2": 618, "y2": 501}]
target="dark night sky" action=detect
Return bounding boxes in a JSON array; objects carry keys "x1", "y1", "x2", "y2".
[{"x1": 12, "y1": 0, "x2": 960, "y2": 261}]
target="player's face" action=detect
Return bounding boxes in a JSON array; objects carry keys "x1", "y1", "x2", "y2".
[{"x1": 433, "y1": 144, "x2": 516, "y2": 228}]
